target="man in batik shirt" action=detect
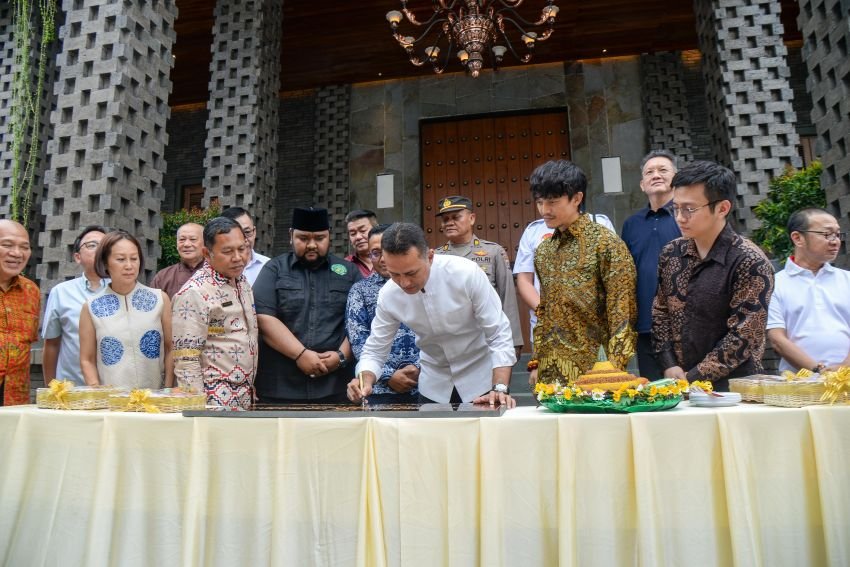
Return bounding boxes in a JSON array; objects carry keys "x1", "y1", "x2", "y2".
[
  {"x1": 530, "y1": 161, "x2": 637, "y2": 384},
  {"x1": 172, "y1": 217, "x2": 258, "y2": 409},
  {"x1": 345, "y1": 224, "x2": 420, "y2": 403},
  {"x1": 0, "y1": 220, "x2": 40, "y2": 406}
]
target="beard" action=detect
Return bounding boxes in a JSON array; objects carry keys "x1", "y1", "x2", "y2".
[{"x1": 297, "y1": 251, "x2": 327, "y2": 269}]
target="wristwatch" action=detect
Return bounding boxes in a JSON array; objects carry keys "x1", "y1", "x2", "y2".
[
  {"x1": 337, "y1": 350, "x2": 348, "y2": 369},
  {"x1": 491, "y1": 383, "x2": 509, "y2": 394},
  {"x1": 812, "y1": 363, "x2": 826, "y2": 373}
]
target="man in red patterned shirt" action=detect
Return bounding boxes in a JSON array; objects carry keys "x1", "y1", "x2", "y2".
[{"x1": 0, "y1": 220, "x2": 40, "y2": 406}]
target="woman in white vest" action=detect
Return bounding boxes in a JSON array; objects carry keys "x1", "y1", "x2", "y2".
[{"x1": 79, "y1": 230, "x2": 174, "y2": 389}]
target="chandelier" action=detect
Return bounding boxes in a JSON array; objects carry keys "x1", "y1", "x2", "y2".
[{"x1": 385, "y1": 1, "x2": 559, "y2": 78}]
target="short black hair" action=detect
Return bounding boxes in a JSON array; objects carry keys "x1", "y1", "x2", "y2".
[
  {"x1": 94, "y1": 230, "x2": 143, "y2": 279},
  {"x1": 221, "y1": 207, "x2": 251, "y2": 222},
  {"x1": 368, "y1": 223, "x2": 392, "y2": 239},
  {"x1": 73, "y1": 225, "x2": 109, "y2": 253},
  {"x1": 529, "y1": 160, "x2": 587, "y2": 201},
  {"x1": 203, "y1": 216, "x2": 242, "y2": 249},
  {"x1": 381, "y1": 222, "x2": 428, "y2": 258},
  {"x1": 345, "y1": 209, "x2": 378, "y2": 225},
  {"x1": 640, "y1": 149, "x2": 678, "y2": 172},
  {"x1": 787, "y1": 207, "x2": 832, "y2": 236},
  {"x1": 671, "y1": 160, "x2": 737, "y2": 211}
]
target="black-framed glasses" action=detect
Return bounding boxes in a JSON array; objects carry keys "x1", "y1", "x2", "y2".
[
  {"x1": 672, "y1": 200, "x2": 721, "y2": 220},
  {"x1": 800, "y1": 230, "x2": 846, "y2": 242},
  {"x1": 368, "y1": 250, "x2": 383, "y2": 260},
  {"x1": 79, "y1": 241, "x2": 100, "y2": 251},
  {"x1": 241, "y1": 227, "x2": 256, "y2": 237}
]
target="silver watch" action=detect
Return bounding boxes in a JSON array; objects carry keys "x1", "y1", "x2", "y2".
[{"x1": 491, "y1": 383, "x2": 509, "y2": 394}]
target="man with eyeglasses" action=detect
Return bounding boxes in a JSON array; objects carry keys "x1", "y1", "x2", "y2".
[
  {"x1": 767, "y1": 207, "x2": 850, "y2": 373},
  {"x1": 621, "y1": 150, "x2": 682, "y2": 379},
  {"x1": 434, "y1": 195, "x2": 523, "y2": 357},
  {"x1": 652, "y1": 161, "x2": 774, "y2": 391},
  {"x1": 41, "y1": 225, "x2": 109, "y2": 385},
  {"x1": 345, "y1": 224, "x2": 420, "y2": 403},
  {"x1": 150, "y1": 223, "x2": 204, "y2": 298},
  {"x1": 221, "y1": 206, "x2": 270, "y2": 286}
]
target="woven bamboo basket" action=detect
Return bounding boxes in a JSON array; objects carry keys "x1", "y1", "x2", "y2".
[
  {"x1": 728, "y1": 375, "x2": 774, "y2": 403},
  {"x1": 108, "y1": 389, "x2": 206, "y2": 413},
  {"x1": 37, "y1": 385, "x2": 122, "y2": 410},
  {"x1": 761, "y1": 381, "x2": 826, "y2": 408}
]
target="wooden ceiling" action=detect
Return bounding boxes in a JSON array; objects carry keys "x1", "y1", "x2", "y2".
[{"x1": 170, "y1": 0, "x2": 801, "y2": 107}]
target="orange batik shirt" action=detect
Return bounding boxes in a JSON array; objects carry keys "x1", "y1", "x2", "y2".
[{"x1": 0, "y1": 275, "x2": 40, "y2": 405}]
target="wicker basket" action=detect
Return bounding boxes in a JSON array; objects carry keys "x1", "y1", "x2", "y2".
[
  {"x1": 37, "y1": 385, "x2": 123, "y2": 410},
  {"x1": 761, "y1": 381, "x2": 826, "y2": 408},
  {"x1": 728, "y1": 375, "x2": 774, "y2": 403},
  {"x1": 108, "y1": 389, "x2": 206, "y2": 413}
]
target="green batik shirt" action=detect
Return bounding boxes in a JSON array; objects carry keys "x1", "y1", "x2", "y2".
[{"x1": 533, "y1": 213, "x2": 637, "y2": 383}]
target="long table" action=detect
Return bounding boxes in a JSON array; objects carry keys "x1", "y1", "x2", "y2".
[{"x1": 1, "y1": 403, "x2": 848, "y2": 567}]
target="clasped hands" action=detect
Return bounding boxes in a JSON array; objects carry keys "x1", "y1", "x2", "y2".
[{"x1": 296, "y1": 349, "x2": 341, "y2": 378}]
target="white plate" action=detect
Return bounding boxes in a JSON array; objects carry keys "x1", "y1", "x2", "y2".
[{"x1": 689, "y1": 391, "x2": 741, "y2": 407}]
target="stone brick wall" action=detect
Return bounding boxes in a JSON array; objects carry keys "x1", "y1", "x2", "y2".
[
  {"x1": 161, "y1": 105, "x2": 207, "y2": 214},
  {"x1": 680, "y1": 50, "x2": 717, "y2": 161},
  {"x1": 640, "y1": 52, "x2": 696, "y2": 163},
  {"x1": 275, "y1": 90, "x2": 317, "y2": 255},
  {"x1": 798, "y1": 0, "x2": 850, "y2": 268},
  {"x1": 694, "y1": 0, "x2": 802, "y2": 232},
  {"x1": 313, "y1": 84, "x2": 351, "y2": 255},
  {"x1": 38, "y1": 0, "x2": 177, "y2": 289},
  {"x1": 202, "y1": 0, "x2": 282, "y2": 254}
]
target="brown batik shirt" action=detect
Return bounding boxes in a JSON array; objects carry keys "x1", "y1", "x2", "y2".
[{"x1": 651, "y1": 223, "x2": 774, "y2": 390}]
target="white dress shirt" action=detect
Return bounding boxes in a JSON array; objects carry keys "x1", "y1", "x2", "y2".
[
  {"x1": 356, "y1": 254, "x2": 516, "y2": 402},
  {"x1": 767, "y1": 258, "x2": 850, "y2": 372},
  {"x1": 243, "y1": 250, "x2": 270, "y2": 286},
  {"x1": 41, "y1": 275, "x2": 109, "y2": 384}
]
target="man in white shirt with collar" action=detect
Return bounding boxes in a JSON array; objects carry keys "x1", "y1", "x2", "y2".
[
  {"x1": 222, "y1": 206, "x2": 270, "y2": 285},
  {"x1": 767, "y1": 207, "x2": 850, "y2": 373},
  {"x1": 347, "y1": 222, "x2": 516, "y2": 407},
  {"x1": 41, "y1": 225, "x2": 110, "y2": 385}
]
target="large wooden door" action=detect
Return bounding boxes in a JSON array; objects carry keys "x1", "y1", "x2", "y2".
[{"x1": 420, "y1": 110, "x2": 570, "y2": 351}]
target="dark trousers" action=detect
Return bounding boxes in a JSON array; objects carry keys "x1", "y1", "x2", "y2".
[
  {"x1": 418, "y1": 387, "x2": 463, "y2": 404},
  {"x1": 637, "y1": 333, "x2": 664, "y2": 380},
  {"x1": 368, "y1": 392, "x2": 419, "y2": 404}
]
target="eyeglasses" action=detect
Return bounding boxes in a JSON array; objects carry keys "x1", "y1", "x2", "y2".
[
  {"x1": 642, "y1": 167, "x2": 673, "y2": 178},
  {"x1": 800, "y1": 230, "x2": 846, "y2": 242},
  {"x1": 79, "y1": 241, "x2": 100, "y2": 251},
  {"x1": 368, "y1": 250, "x2": 383, "y2": 260},
  {"x1": 672, "y1": 200, "x2": 721, "y2": 220},
  {"x1": 241, "y1": 227, "x2": 256, "y2": 237}
]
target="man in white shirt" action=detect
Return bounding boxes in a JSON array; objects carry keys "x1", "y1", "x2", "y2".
[
  {"x1": 41, "y1": 225, "x2": 109, "y2": 385},
  {"x1": 767, "y1": 208, "x2": 850, "y2": 373},
  {"x1": 222, "y1": 206, "x2": 270, "y2": 285},
  {"x1": 513, "y1": 212, "x2": 614, "y2": 341},
  {"x1": 347, "y1": 222, "x2": 516, "y2": 407}
]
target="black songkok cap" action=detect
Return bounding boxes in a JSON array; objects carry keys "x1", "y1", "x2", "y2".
[{"x1": 292, "y1": 207, "x2": 330, "y2": 231}]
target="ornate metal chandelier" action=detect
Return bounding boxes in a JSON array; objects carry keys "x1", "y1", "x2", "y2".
[{"x1": 385, "y1": 1, "x2": 559, "y2": 78}]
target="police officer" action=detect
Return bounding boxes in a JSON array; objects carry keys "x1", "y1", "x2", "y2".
[{"x1": 434, "y1": 196, "x2": 523, "y2": 356}]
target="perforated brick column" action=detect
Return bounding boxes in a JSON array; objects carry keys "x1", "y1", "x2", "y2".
[
  {"x1": 0, "y1": 4, "x2": 58, "y2": 270},
  {"x1": 202, "y1": 0, "x2": 282, "y2": 255},
  {"x1": 640, "y1": 52, "x2": 696, "y2": 162},
  {"x1": 694, "y1": 0, "x2": 802, "y2": 231},
  {"x1": 312, "y1": 84, "x2": 351, "y2": 255},
  {"x1": 798, "y1": 0, "x2": 850, "y2": 267},
  {"x1": 37, "y1": 0, "x2": 177, "y2": 289}
]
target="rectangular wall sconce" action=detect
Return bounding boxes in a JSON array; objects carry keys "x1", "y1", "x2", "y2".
[
  {"x1": 601, "y1": 157, "x2": 623, "y2": 194},
  {"x1": 376, "y1": 173, "x2": 394, "y2": 209}
]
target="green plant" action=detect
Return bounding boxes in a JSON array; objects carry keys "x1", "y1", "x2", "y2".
[
  {"x1": 752, "y1": 161, "x2": 825, "y2": 261},
  {"x1": 9, "y1": 0, "x2": 58, "y2": 226},
  {"x1": 158, "y1": 205, "x2": 220, "y2": 270}
]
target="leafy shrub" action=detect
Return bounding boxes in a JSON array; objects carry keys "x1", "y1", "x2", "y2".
[
  {"x1": 158, "y1": 205, "x2": 220, "y2": 270},
  {"x1": 752, "y1": 161, "x2": 825, "y2": 262}
]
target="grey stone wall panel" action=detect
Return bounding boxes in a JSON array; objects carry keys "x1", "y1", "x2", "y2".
[{"x1": 640, "y1": 52, "x2": 696, "y2": 162}]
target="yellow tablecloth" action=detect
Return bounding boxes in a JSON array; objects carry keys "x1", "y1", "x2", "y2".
[{"x1": 1, "y1": 404, "x2": 848, "y2": 566}]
